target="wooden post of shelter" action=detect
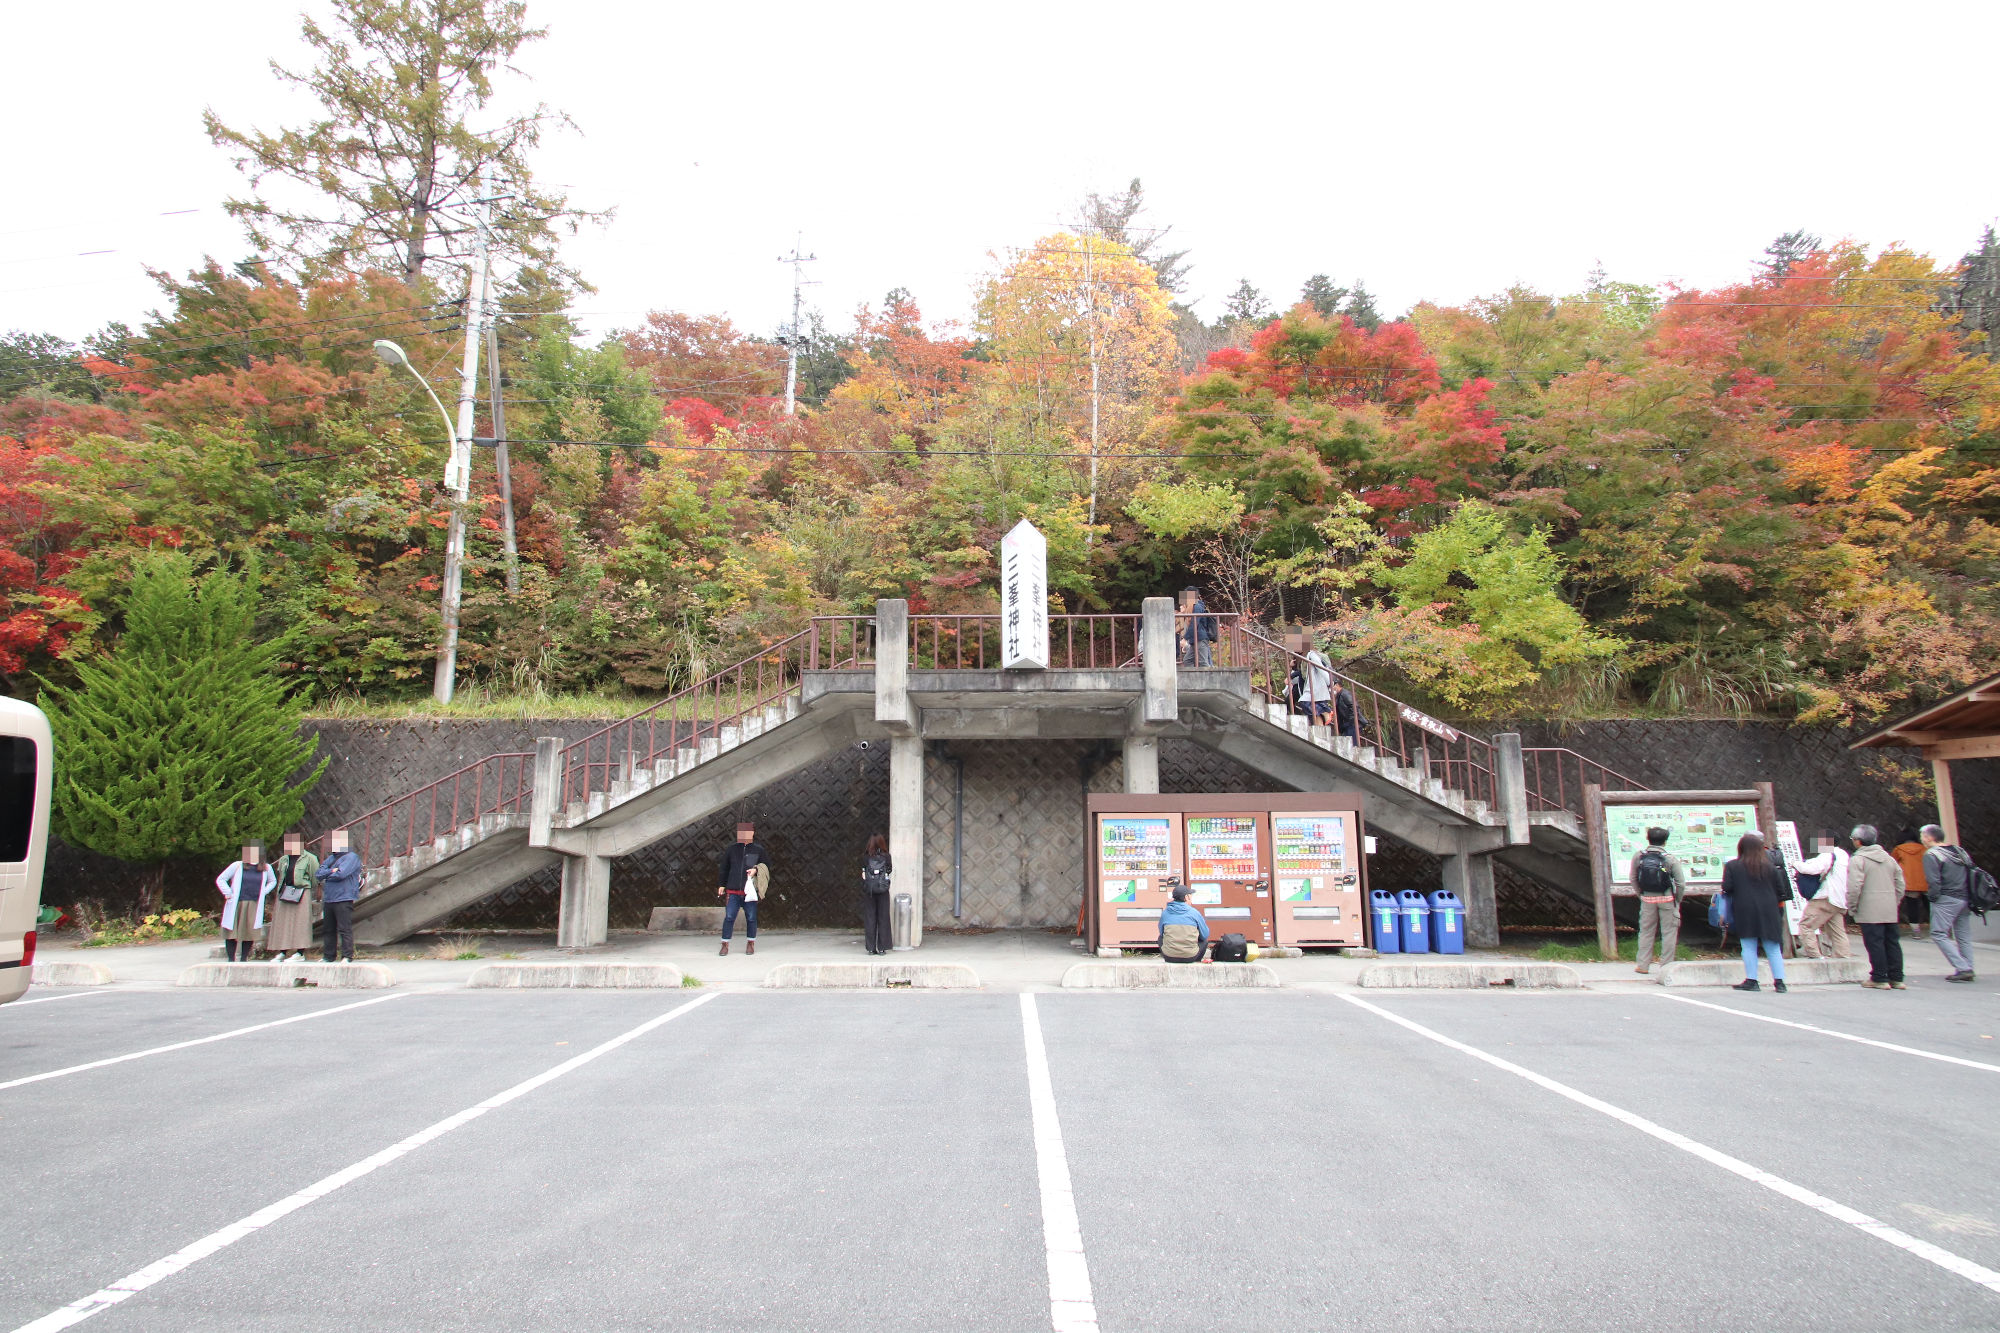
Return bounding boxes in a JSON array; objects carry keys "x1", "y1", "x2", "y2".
[{"x1": 1584, "y1": 783, "x2": 1615, "y2": 960}]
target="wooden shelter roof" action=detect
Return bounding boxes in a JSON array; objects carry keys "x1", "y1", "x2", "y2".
[{"x1": 1851, "y1": 669, "x2": 2000, "y2": 761}]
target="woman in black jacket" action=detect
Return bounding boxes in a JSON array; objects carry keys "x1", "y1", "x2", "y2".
[
  {"x1": 1722, "y1": 831, "x2": 1790, "y2": 993},
  {"x1": 860, "y1": 834, "x2": 894, "y2": 955}
]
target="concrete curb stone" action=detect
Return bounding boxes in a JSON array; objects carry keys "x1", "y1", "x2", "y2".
[
  {"x1": 31, "y1": 961, "x2": 114, "y2": 986},
  {"x1": 762, "y1": 962, "x2": 980, "y2": 989},
  {"x1": 1357, "y1": 962, "x2": 1581, "y2": 989},
  {"x1": 1060, "y1": 962, "x2": 1281, "y2": 989},
  {"x1": 466, "y1": 962, "x2": 685, "y2": 988},
  {"x1": 177, "y1": 962, "x2": 395, "y2": 989},
  {"x1": 1659, "y1": 958, "x2": 1867, "y2": 987}
]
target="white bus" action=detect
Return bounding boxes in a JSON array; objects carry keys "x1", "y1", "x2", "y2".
[{"x1": 0, "y1": 698, "x2": 52, "y2": 1004}]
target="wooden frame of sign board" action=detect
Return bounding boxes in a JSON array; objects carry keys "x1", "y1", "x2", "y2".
[
  {"x1": 1583, "y1": 782, "x2": 1779, "y2": 959},
  {"x1": 1086, "y1": 793, "x2": 1369, "y2": 953}
]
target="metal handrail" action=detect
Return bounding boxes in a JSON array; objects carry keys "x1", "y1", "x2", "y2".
[
  {"x1": 1228, "y1": 622, "x2": 1501, "y2": 813},
  {"x1": 1520, "y1": 746, "x2": 1648, "y2": 815},
  {"x1": 306, "y1": 751, "x2": 536, "y2": 879}
]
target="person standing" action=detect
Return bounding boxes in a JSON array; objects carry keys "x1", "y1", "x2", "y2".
[
  {"x1": 1182, "y1": 586, "x2": 1217, "y2": 666},
  {"x1": 215, "y1": 843, "x2": 274, "y2": 962},
  {"x1": 860, "y1": 834, "x2": 894, "y2": 955},
  {"x1": 1792, "y1": 832, "x2": 1852, "y2": 960},
  {"x1": 1630, "y1": 827, "x2": 1688, "y2": 975},
  {"x1": 1301, "y1": 637, "x2": 1334, "y2": 724},
  {"x1": 315, "y1": 828, "x2": 362, "y2": 963},
  {"x1": 1891, "y1": 828, "x2": 1930, "y2": 937},
  {"x1": 1847, "y1": 824, "x2": 1907, "y2": 990},
  {"x1": 716, "y1": 821, "x2": 766, "y2": 956},
  {"x1": 1333, "y1": 682, "x2": 1361, "y2": 744},
  {"x1": 1921, "y1": 823, "x2": 1977, "y2": 983},
  {"x1": 265, "y1": 832, "x2": 319, "y2": 962},
  {"x1": 1158, "y1": 884, "x2": 1211, "y2": 963},
  {"x1": 1721, "y1": 831, "x2": 1790, "y2": 992}
]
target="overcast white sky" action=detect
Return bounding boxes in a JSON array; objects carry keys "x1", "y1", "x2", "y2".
[{"x1": 6, "y1": 0, "x2": 1997, "y2": 346}]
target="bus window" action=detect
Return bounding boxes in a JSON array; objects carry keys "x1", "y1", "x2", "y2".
[{"x1": 0, "y1": 736, "x2": 35, "y2": 863}]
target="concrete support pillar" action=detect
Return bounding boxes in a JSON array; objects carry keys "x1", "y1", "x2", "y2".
[
  {"x1": 528, "y1": 735, "x2": 564, "y2": 848},
  {"x1": 1139, "y1": 596, "x2": 1178, "y2": 725},
  {"x1": 1493, "y1": 732, "x2": 1529, "y2": 846},
  {"x1": 1933, "y1": 758, "x2": 1960, "y2": 845},
  {"x1": 875, "y1": 598, "x2": 912, "y2": 729},
  {"x1": 1443, "y1": 845, "x2": 1499, "y2": 948},
  {"x1": 1122, "y1": 736, "x2": 1159, "y2": 793},
  {"x1": 557, "y1": 852, "x2": 610, "y2": 949},
  {"x1": 889, "y1": 734, "x2": 925, "y2": 947}
]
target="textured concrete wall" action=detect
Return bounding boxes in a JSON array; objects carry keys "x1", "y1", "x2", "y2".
[{"x1": 44, "y1": 716, "x2": 1996, "y2": 933}]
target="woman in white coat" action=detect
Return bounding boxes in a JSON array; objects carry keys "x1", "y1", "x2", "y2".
[{"x1": 216, "y1": 843, "x2": 275, "y2": 962}]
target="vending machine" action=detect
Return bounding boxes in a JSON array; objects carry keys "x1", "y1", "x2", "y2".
[
  {"x1": 1183, "y1": 812, "x2": 1274, "y2": 948},
  {"x1": 1092, "y1": 812, "x2": 1185, "y2": 950},
  {"x1": 1270, "y1": 810, "x2": 1365, "y2": 947}
]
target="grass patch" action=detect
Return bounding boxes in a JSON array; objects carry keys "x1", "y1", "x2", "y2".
[
  {"x1": 79, "y1": 909, "x2": 217, "y2": 947},
  {"x1": 1532, "y1": 937, "x2": 1707, "y2": 964},
  {"x1": 681, "y1": 973, "x2": 703, "y2": 988},
  {"x1": 424, "y1": 933, "x2": 484, "y2": 961},
  {"x1": 309, "y1": 690, "x2": 643, "y2": 721}
]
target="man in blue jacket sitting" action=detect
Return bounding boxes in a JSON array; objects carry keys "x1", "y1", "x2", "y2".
[{"x1": 1158, "y1": 884, "x2": 1211, "y2": 963}]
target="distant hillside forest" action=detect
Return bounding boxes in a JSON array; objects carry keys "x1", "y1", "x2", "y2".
[{"x1": 2, "y1": 0, "x2": 1995, "y2": 725}]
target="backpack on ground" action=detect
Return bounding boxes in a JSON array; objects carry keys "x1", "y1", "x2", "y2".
[
  {"x1": 1211, "y1": 932, "x2": 1249, "y2": 963},
  {"x1": 1160, "y1": 921, "x2": 1203, "y2": 961},
  {"x1": 1633, "y1": 848, "x2": 1675, "y2": 899},
  {"x1": 862, "y1": 854, "x2": 892, "y2": 894}
]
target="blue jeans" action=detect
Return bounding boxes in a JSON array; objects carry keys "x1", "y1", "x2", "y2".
[
  {"x1": 1741, "y1": 936, "x2": 1785, "y2": 981},
  {"x1": 722, "y1": 894, "x2": 758, "y2": 940}
]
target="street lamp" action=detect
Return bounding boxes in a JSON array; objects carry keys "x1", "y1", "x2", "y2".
[{"x1": 375, "y1": 337, "x2": 472, "y2": 704}]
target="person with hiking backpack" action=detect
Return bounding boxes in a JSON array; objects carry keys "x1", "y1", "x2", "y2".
[
  {"x1": 1630, "y1": 827, "x2": 1688, "y2": 975},
  {"x1": 1792, "y1": 831, "x2": 1852, "y2": 960},
  {"x1": 859, "y1": 833, "x2": 894, "y2": 955},
  {"x1": 1920, "y1": 824, "x2": 1987, "y2": 983}
]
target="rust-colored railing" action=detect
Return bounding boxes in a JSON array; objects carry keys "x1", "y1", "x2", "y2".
[
  {"x1": 559, "y1": 627, "x2": 821, "y2": 810},
  {"x1": 906, "y1": 614, "x2": 1143, "y2": 669},
  {"x1": 1521, "y1": 746, "x2": 1647, "y2": 816},
  {"x1": 1228, "y1": 622, "x2": 1501, "y2": 814},
  {"x1": 811, "y1": 616, "x2": 876, "y2": 669},
  {"x1": 306, "y1": 751, "x2": 536, "y2": 880},
  {"x1": 1174, "y1": 611, "x2": 1241, "y2": 667}
]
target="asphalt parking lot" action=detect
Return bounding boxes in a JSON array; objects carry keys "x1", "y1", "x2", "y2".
[{"x1": 6, "y1": 981, "x2": 2000, "y2": 1332}]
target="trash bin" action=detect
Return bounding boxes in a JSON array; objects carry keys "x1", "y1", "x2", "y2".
[
  {"x1": 1397, "y1": 889, "x2": 1431, "y2": 954},
  {"x1": 892, "y1": 893, "x2": 914, "y2": 951},
  {"x1": 1427, "y1": 889, "x2": 1465, "y2": 954},
  {"x1": 1370, "y1": 890, "x2": 1402, "y2": 953}
]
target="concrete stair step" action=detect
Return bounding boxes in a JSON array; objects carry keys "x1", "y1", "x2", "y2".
[{"x1": 698, "y1": 737, "x2": 720, "y2": 762}]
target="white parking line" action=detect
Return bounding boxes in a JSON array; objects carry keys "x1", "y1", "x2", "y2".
[
  {"x1": 9, "y1": 989, "x2": 721, "y2": 1333},
  {"x1": 0, "y1": 993, "x2": 410, "y2": 1092},
  {"x1": 1020, "y1": 994, "x2": 1098, "y2": 1333},
  {"x1": 1339, "y1": 992, "x2": 2000, "y2": 1298},
  {"x1": 5, "y1": 990, "x2": 115, "y2": 1008},
  {"x1": 1656, "y1": 991, "x2": 2000, "y2": 1074}
]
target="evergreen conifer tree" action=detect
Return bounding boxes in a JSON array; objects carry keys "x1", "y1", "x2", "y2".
[{"x1": 41, "y1": 554, "x2": 326, "y2": 916}]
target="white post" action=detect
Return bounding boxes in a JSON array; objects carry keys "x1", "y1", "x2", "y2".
[{"x1": 434, "y1": 190, "x2": 489, "y2": 705}]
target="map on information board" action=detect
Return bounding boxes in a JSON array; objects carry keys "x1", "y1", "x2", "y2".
[{"x1": 1605, "y1": 802, "x2": 1760, "y2": 886}]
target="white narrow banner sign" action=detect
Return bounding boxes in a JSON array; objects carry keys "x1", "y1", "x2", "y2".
[{"x1": 1001, "y1": 519, "x2": 1050, "y2": 669}]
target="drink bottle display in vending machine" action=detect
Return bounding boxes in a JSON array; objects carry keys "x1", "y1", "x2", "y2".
[{"x1": 1270, "y1": 812, "x2": 1364, "y2": 946}]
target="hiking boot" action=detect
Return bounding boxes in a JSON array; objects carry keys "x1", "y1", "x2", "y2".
[
  {"x1": 1947, "y1": 971, "x2": 1974, "y2": 983},
  {"x1": 746, "y1": 940, "x2": 756, "y2": 956},
  {"x1": 1732, "y1": 979, "x2": 1759, "y2": 992},
  {"x1": 1773, "y1": 980, "x2": 1788, "y2": 993},
  {"x1": 718, "y1": 941, "x2": 729, "y2": 956}
]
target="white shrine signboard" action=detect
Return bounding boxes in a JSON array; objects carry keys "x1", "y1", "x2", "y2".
[{"x1": 1000, "y1": 519, "x2": 1049, "y2": 669}]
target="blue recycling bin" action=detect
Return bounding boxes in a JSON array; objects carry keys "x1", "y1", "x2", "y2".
[
  {"x1": 1427, "y1": 889, "x2": 1465, "y2": 954},
  {"x1": 1370, "y1": 890, "x2": 1402, "y2": 953},
  {"x1": 1397, "y1": 890, "x2": 1431, "y2": 954}
]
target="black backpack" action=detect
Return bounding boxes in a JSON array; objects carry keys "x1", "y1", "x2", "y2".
[
  {"x1": 862, "y1": 854, "x2": 891, "y2": 893},
  {"x1": 1212, "y1": 932, "x2": 1249, "y2": 962},
  {"x1": 1633, "y1": 848, "x2": 1674, "y2": 897},
  {"x1": 1970, "y1": 863, "x2": 2000, "y2": 919}
]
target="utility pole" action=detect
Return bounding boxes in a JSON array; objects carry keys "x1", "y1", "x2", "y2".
[
  {"x1": 776, "y1": 236, "x2": 817, "y2": 415},
  {"x1": 484, "y1": 320, "x2": 519, "y2": 595},
  {"x1": 435, "y1": 189, "x2": 490, "y2": 705},
  {"x1": 1084, "y1": 227, "x2": 1101, "y2": 545}
]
